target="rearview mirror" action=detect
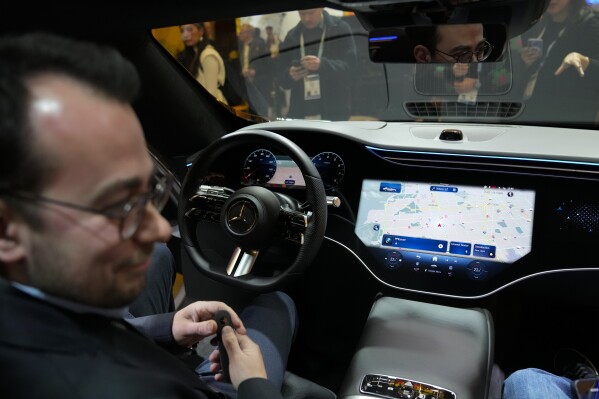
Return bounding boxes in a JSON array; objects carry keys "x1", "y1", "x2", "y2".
[{"x1": 369, "y1": 23, "x2": 507, "y2": 63}]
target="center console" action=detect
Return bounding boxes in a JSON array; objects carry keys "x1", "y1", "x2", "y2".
[{"x1": 338, "y1": 297, "x2": 494, "y2": 399}]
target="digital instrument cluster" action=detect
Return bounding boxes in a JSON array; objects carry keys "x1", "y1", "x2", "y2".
[{"x1": 241, "y1": 149, "x2": 345, "y2": 189}]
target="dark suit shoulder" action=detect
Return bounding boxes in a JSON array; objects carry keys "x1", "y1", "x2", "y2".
[{"x1": 0, "y1": 280, "x2": 215, "y2": 399}]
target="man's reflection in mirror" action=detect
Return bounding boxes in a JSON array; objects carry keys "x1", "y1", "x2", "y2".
[
  {"x1": 410, "y1": 24, "x2": 495, "y2": 104},
  {"x1": 411, "y1": 24, "x2": 491, "y2": 64}
]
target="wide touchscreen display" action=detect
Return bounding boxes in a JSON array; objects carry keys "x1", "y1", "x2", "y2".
[{"x1": 355, "y1": 180, "x2": 536, "y2": 263}]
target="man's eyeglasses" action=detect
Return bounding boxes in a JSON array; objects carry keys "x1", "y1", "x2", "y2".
[
  {"x1": 1, "y1": 175, "x2": 173, "y2": 240},
  {"x1": 432, "y1": 41, "x2": 494, "y2": 63}
]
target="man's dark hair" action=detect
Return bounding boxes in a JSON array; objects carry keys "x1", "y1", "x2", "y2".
[
  {"x1": 0, "y1": 32, "x2": 140, "y2": 191},
  {"x1": 406, "y1": 25, "x2": 440, "y2": 51},
  {"x1": 0, "y1": 32, "x2": 140, "y2": 220}
]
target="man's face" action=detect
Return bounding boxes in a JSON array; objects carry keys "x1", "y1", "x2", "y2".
[
  {"x1": 180, "y1": 24, "x2": 203, "y2": 47},
  {"x1": 414, "y1": 24, "x2": 485, "y2": 63},
  {"x1": 546, "y1": 0, "x2": 571, "y2": 18},
  {"x1": 19, "y1": 74, "x2": 171, "y2": 308},
  {"x1": 239, "y1": 26, "x2": 254, "y2": 44},
  {"x1": 299, "y1": 8, "x2": 324, "y2": 30},
  {"x1": 432, "y1": 24, "x2": 485, "y2": 63}
]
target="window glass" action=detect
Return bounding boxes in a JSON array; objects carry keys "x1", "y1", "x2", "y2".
[
  {"x1": 153, "y1": 3, "x2": 599, "y2": 127},
  {"x1": 152, "y1": 8, "x2": 387, "y2": 122}
]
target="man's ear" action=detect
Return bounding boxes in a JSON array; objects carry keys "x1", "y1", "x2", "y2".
[
  {"x1": 0, "y1": 201, "x2": 27, "y2": 264},
  {"x1": 414, "y1": 45, "x2": 432, "y2": 63}
]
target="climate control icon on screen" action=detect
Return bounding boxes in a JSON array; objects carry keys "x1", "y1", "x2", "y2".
[{"x1": 384, "y1": 251, "x2": 403, "y2": 269}]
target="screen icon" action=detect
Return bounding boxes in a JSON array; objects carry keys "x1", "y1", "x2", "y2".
[{"x1": 379, "y1": 182, "x2": 402, "y2": 193}]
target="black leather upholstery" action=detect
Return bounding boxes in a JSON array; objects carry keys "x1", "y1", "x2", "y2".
[
  {"x1": 282, "y1": 371, "x2": 337, "y2": 399},
  {"x1": 339, "y1": 296, "x2": 494, "y2": 399}
]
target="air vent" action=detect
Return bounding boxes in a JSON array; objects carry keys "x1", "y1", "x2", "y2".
[{"x1": 405, "y1": 101, "x2": 522, "y2": 120}]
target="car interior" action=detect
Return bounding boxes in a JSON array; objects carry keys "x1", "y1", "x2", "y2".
[{"x1": 3, "y1": 0, "x2": 599, "y2": 398}]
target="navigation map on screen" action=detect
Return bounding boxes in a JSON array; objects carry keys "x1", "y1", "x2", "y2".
[{"x1": 355, "y1": 180, "x2": 535, "y2": 263}]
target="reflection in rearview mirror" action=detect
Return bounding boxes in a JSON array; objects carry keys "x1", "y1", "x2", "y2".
[{"x1": 369, "y1": 23, "x2": 506, "y2": 63}]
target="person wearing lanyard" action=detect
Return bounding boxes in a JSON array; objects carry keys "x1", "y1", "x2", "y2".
[
  {"x1": 517, "y1": 0, "x2": 599, "y2": 123},
  {"x1": 278, "y1": 8, "x2": 357, "y2": 121},
  {"x1": 238, "y1": 23, "x2": 271, "y2": 116}
]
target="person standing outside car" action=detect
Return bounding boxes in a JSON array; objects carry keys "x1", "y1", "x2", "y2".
[
  {"x1": 0, "y1": 32, "x2": 297, "y2": 399},
  {"x1": 177, "y1": 23, "x2": 228, "y2": 104},
  {"x1": 266, "y1": 26, "x2": 280, "y2": 58},
  {"x1": 238, "y1": 23, "x2": 272, "y2": 116},
  {"x1": 516, "y1": 0, "x2": 599, "y2": 123},
  {"x1": 278, "y1": 8, "x2": 357, "y2": 120}
]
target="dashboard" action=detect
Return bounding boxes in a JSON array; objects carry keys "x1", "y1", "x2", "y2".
[{"x1": 190, "y1": 120, "x2": 599, "y2": 299}]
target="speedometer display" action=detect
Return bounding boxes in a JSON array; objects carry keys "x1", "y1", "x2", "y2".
[
  {"x1": 312, "y1": 152, "x2": 345, "y2": 188},
  {"x1": 242, "y1": 149, "x2": 277, "y2": 185}
]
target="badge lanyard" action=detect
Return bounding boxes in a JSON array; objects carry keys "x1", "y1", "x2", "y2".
[
  {"x1": 537, "y1": 25, "x2": 567, "y2": 69},
  {"x1": 300, "y1": 25, "x2": 326, "y2": 59},
  {"x1": 299, "y1": 24, "x2": 327, "y2": 107},
  {"x1": 524, "y1": 24, "x2": 567, "y2": 99}
]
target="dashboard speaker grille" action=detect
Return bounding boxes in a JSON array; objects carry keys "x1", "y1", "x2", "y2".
[
  {"x1": 404, "y1": 101, "x2": 522, "y2": 119},
  {"x1": 555, "y1": 200, "x2": 599, "y2": 235}
]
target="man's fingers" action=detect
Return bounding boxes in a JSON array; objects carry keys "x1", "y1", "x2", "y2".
[
  {"x1": 555, "y1": 61, "x2": 584, "y2": 77},
  {"x1": 233, "y1": 330, "x2": 255, "y2": 351},
  {"x1": 218, "y1": 305, "x2": 243, "y2": 330},
  {"x1": 555, "y1": 63, "x2": 567, "y2": 76},
  {"x1": 208, "y1": 349, "x2": 220, "y2": 362},
  {"x1": 556, "y1": 53, "x2": 587, "y2": 77},
  {"x1": 199, "y1": 302, "x2": 245, "y2": 333},
  {"x1": 221, "y1": 325, "x2": 238, "y2": 356},
  {"x1": 199, "y1": 320, "x2": 218, "y2": 336}
]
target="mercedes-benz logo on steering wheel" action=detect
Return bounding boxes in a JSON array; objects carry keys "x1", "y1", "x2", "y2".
[{"x1": 226, "y1": 200, "x2": 257, "y2": 234}]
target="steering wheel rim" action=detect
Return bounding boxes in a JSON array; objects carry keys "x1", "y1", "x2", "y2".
[{"x1": 178, "y1": 129, "x2": 327, "y2": 291}]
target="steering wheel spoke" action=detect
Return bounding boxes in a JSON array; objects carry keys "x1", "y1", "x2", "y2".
[
  {"x1": 185, "y1": 185, "x2": 232, "y2": 222},
  {"x1": 279, "y1": 208, "x2": 310, "y2": 244},
  {"x1": 226, "y1": 247, "x2": 260, "y2": 277}
]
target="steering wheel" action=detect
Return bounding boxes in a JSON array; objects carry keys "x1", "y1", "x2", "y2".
[{"x1": 178, "y1": 129, "x2": 327, "y2": 291}]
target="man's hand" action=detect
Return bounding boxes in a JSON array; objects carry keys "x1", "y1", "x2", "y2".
[
  {"x1": 300, "y1": 55, "x2": 321, "y2": 72},
  {"x1": 171, "y1": 301, "x2": 245, "y2": 348},
  {"x1": 555, "y1": 52, "x2": 590, "y2": 77},
  {"x1": 452, "y1": 63, "x2": 469, "y2": 78},
  {"x1": 242, "y1": 68, "x2": 256, "y2": 81},
  {"x1": 453, "y1": 77, "x2": 478, "y2": 94},
  {"x1": 289, "y1": 65, "x2": 308, "y2": 80},
  {"x1": 521, "y1": 46, "x2": 542, "y2": 66},
  {"x1": 208, "y1": 326, "x2": 267, "y2": 389}
]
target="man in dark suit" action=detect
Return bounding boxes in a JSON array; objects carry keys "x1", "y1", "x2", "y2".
[
  {"x1": 239, "y1": 22, "x2": 273, "y2": 115},
  {"x1": 0, "y1": 32, "x2": 294, "y2": 398},
  {"x1": 278, "y1": 8, "x2": 358, "y2": 121}
]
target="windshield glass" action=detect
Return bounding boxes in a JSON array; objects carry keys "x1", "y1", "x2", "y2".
[{"x1": 152, "y1": 3, "x2": 599, "y2": 127}]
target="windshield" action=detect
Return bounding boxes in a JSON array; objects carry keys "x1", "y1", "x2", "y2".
[{"x1": 153, "y1": 3, "x2": 599, "y2": 128}]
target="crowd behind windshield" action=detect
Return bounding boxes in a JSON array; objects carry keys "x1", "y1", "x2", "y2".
[{"x1": 153, "y1": 1, "x2": 599, "y2": 126}]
